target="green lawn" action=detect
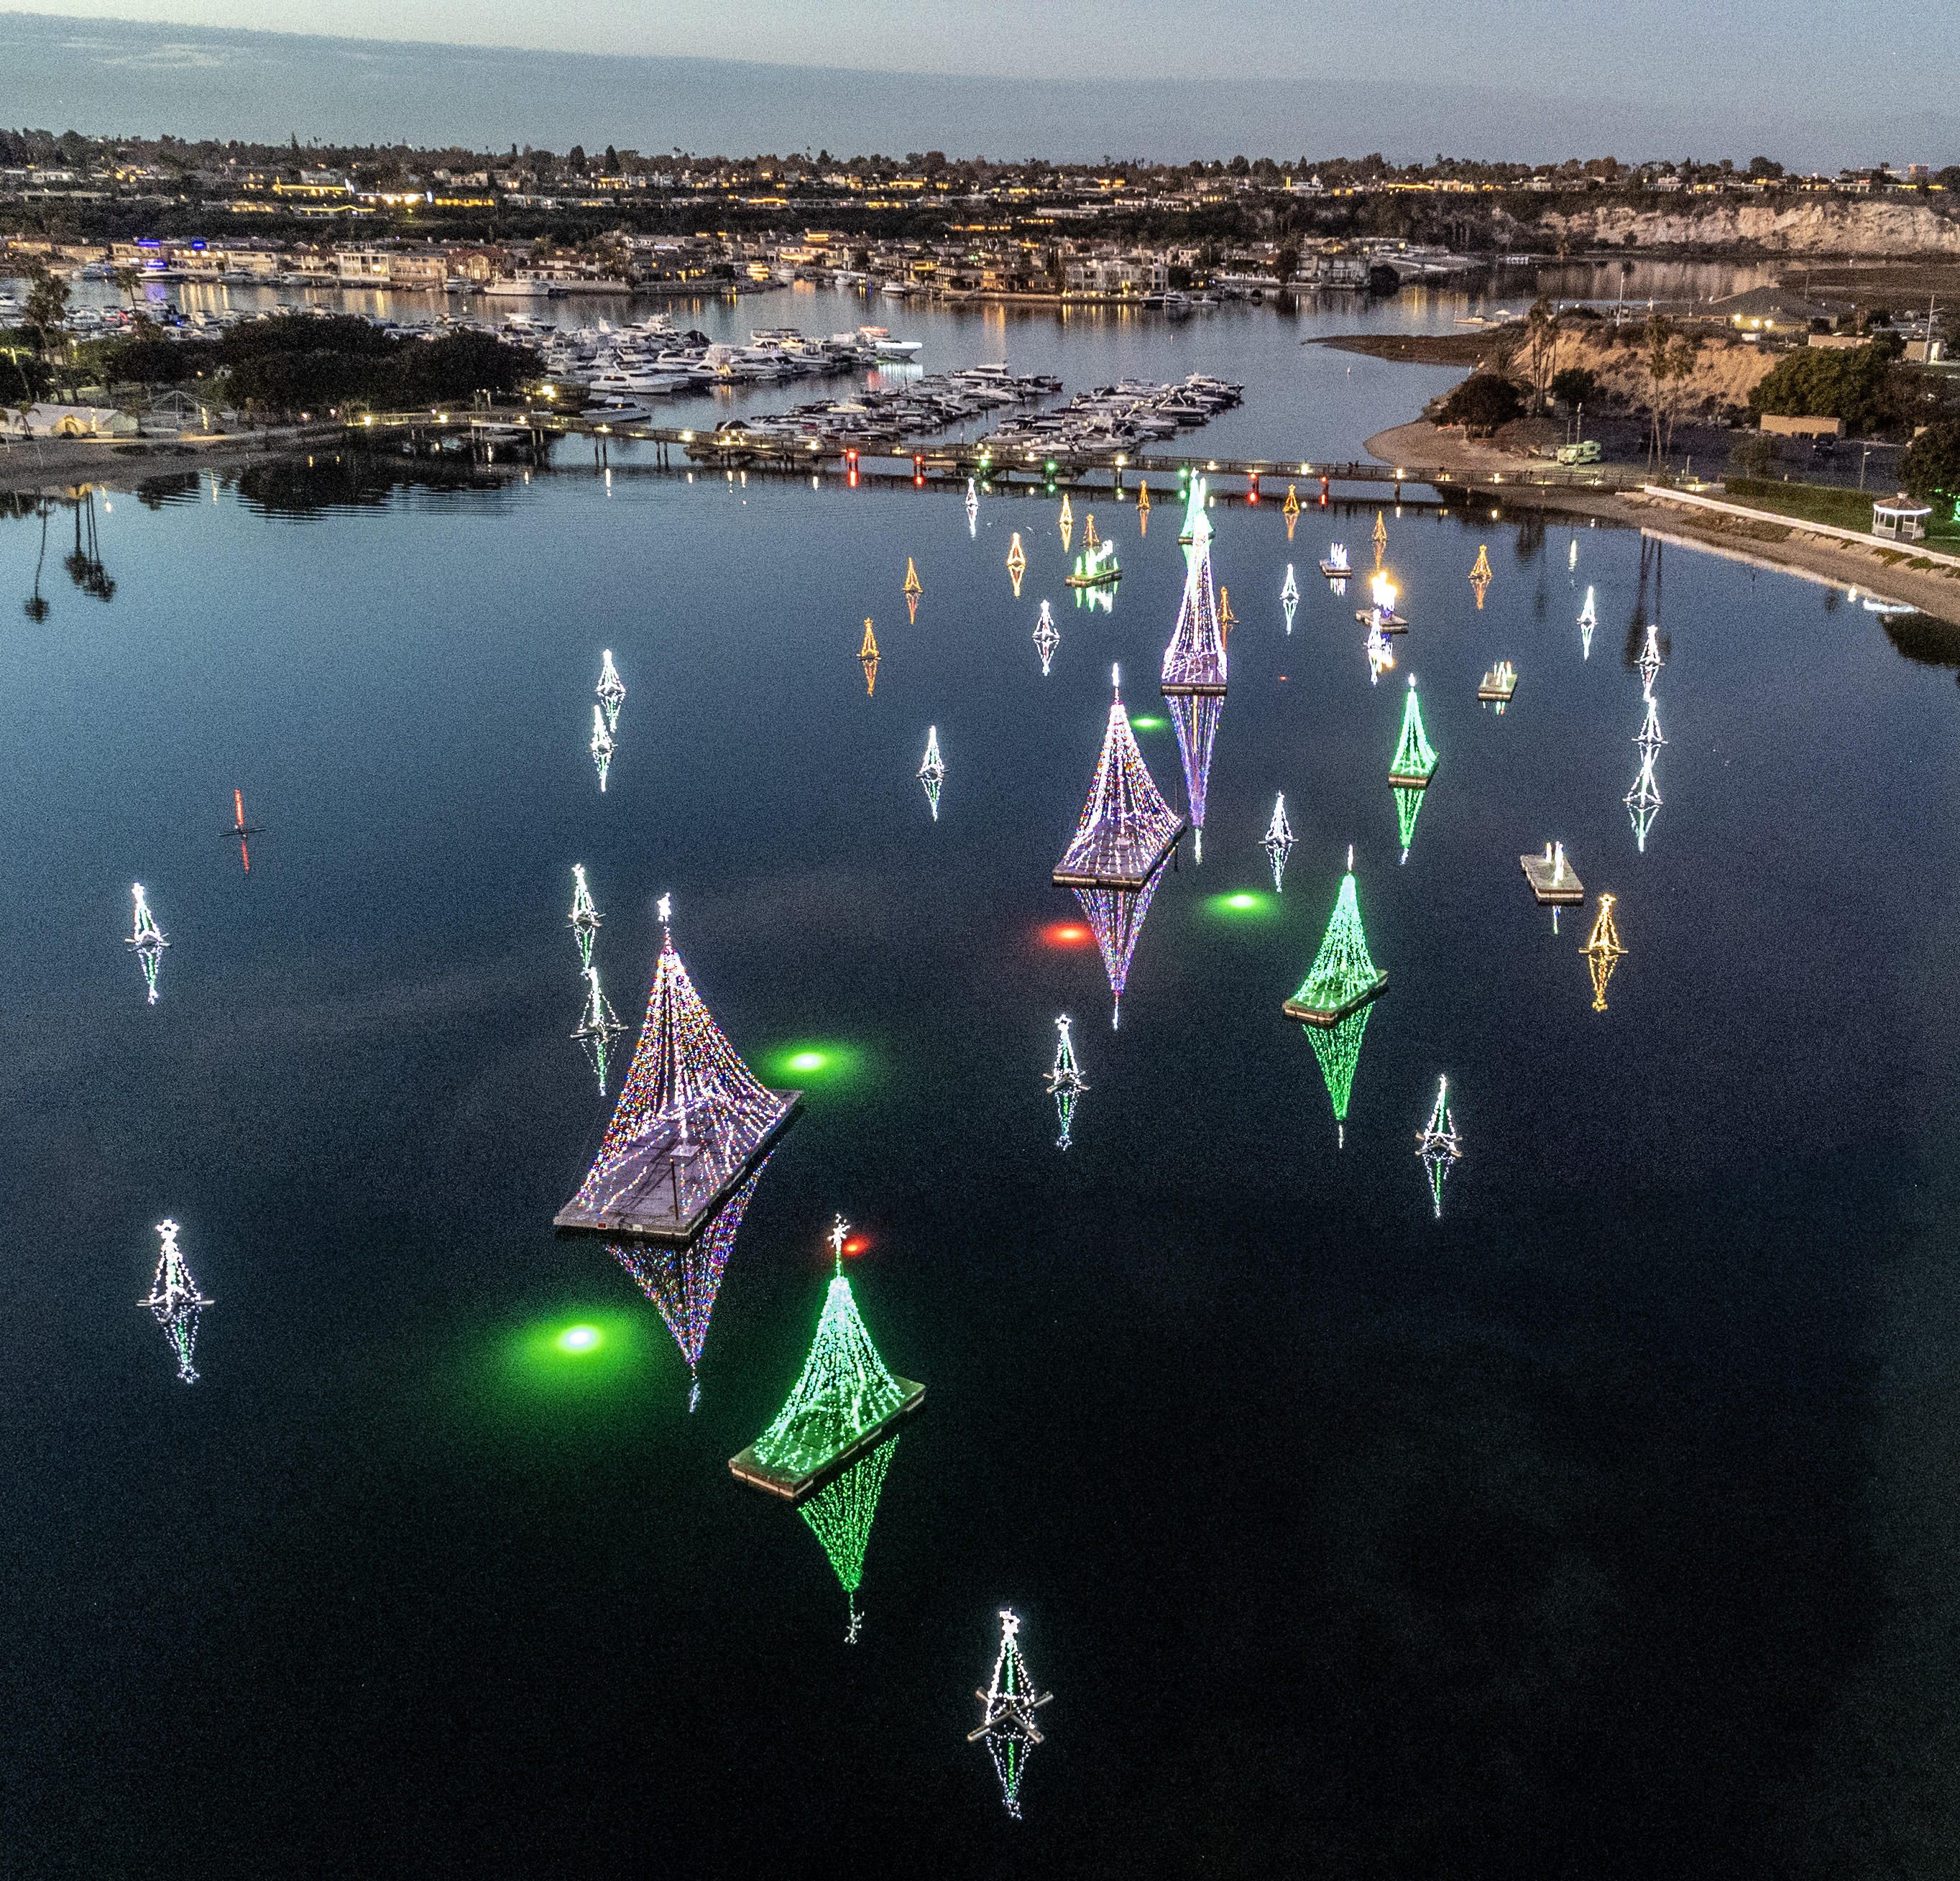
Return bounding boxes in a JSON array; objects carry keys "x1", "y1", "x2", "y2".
[{"x1": 1725, "y1": 477, "x2": 1960, "y2": 546}]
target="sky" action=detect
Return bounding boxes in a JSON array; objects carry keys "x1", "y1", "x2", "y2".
[{"x1": 3, "y1": 2, "x2": 1954, "y2": 169}]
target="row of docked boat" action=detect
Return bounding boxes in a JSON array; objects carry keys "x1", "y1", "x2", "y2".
[
  {"x1": 983, "y1": 374, "x2": 1243, "y2": 456},
  {"x1": 695, "y1": 363, "x2": 1063, "y2": 455}
]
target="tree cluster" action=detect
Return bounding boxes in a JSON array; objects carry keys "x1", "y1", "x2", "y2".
[{"x1": 1747, "y1": 334, "x2": 1921, "y2": 438}]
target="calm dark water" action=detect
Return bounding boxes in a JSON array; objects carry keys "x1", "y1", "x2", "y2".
[{"x1": 4, "y1": 458, "x2": 1960, "y2": 1878}]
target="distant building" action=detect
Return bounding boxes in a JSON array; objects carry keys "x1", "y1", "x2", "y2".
[{"x1": 1709, "y1": 285, "x2": 1847, "y2": 334}]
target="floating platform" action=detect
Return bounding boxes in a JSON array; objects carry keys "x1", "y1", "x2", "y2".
[
  {"x1": 1387, "y1": 765, "x2": 1435, "y2": 790},
  {"x1": 1520, "y1": 850, "x2": 1584, "y2": 905},
  {"x1": 553, "y1": 1090, "x2": 803, "y2": 1245},
  {"x1": 1283, "y1": 972, "x2": 1388, "y2": 1028},
  {"x1": 727, "y1": 1378, "x2": 926, "y2": 1504},
  {"x1": 1356, "y1": 610, "x2": 1409, "y2": 633},
  {"x1": 1052, "y1": 822, "x2": 1185, "y2": 892},
  {"x1": 1319, "y1": 560, "x2": 1351, "y2": 579},
  {"x1": 1477, "y1": 666, "x2": 1517, "y2": 702},
  {"x1": 1064, "y1": 568, "x2": 1121, "y2": 589},
  {"x1": 1161, "y1": 680, "x2": 1227, "y2": 698}
]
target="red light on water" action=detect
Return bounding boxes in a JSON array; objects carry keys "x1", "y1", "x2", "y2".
[
  {"x1": 1042, "y1": 921, "x2": 1093, "y2": 948},
  {"x1": 842, "y1": 1236, "x2": 871, "y2": 1257}
]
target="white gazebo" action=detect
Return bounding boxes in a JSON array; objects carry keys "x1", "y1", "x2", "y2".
[{"x1": 1872, "y1": 495, "x2": 1932, "y2": 542}]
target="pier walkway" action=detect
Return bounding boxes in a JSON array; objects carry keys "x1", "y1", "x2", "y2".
[{"x1": 350, "y1": 408, "x2": 1655, "y2": 501}]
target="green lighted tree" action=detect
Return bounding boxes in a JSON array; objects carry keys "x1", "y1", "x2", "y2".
[
  {"x1": 1307, "y1": 1006, "x2": 1374, "y2": 1144},
  {"x1": 750, "y1": 1271, "x2": 904, "y2": 1479},
  {"x1": 1287, "y1": 863, "x2": 1386, "y2": 1018},
  {"x1": 1394, "y1": 783, "x2": 1426, "y2": 862},
  {"x1": 1388, "y1": 678, "x2": 1437, "y2": 785},
  {"x1": 800, "y1": 1436, "x2": 898, "y2": 1642}
]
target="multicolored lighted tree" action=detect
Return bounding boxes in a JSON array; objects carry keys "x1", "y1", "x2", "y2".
[
  {"x1": 1054, "y1": 666, "x2": 1184, "y2": 1026},
  {"x1": 1366, "y1": 622, "x2": 1395, "y2": 686},
  {"x1": 556, "y1": 901, "x2": 799, "y2": 1241},
  {"x1": 569, "y1": 864, "x2": 602, "y2": 972},
  {"x1": 919, "y1": 725, "x2": 945, "y2": 821},
  {"x1": 143, "y1": 1218, "x2": 211, "y2": 1384},
  {"x1": 1169, "y1": 695, "x2": 1220, "y2": 863},
  {"x1": 590, "y1": 704, "x2": 615, "y2": 793},
  {"x1": 1415, "y1": 1075, "x2": 1462, "y2": 1219},
  {"x1": 597, "y1": 650, "x2": 625, "y2": 732},
  {"x1": 127, "y1": 883, "x2": 167, "y2": 1005},
  {"x1": 968, "y1": 1608, "x2": 1054, "y2": 1818},
  {"x1": 1032, "y1": 601, "x2": 1060, "y2": 676},
  {"x1": 1161, "y1": 485, "x2": 1228, "y2": 859},
  {"x1": 1262, "y1": 793, "x2": 1294, "y2": 891},
  {"x1": 607, "y1": 1158, "x2": 768, "y2": 1411},
  {"x1": 1046, "y1": 1014, "x2": 1088, "y2": 1149}
]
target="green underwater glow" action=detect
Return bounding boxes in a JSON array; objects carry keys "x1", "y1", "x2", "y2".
[
  {"x1": 500, "y1": 1310, "x2": 651, "y2": 1401},
  {"x1": 1130, "y1": 714, "x2": 1167, "y2": 732},
  {"x1": 1205, "y1": 890, "x2": 1279, "y2": 920},
  {"x1": 760, "y1": 1041, "x2": 865, "y2": 1087}
]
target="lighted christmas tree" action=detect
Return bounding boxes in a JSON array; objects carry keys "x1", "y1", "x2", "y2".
[
  {"x1": 1059, "y1": 492, "x2": 1073, "y2": 551},
  {"x1": 573, "y1": 964, "x2": 625, "y2": 1094},
  {"x1": 1284, "y1": 848, "x2": 1388, "y2": 1030},
  {"x1": 557, "y1": 898, "x2": 799, "y2": 1241},
  {"x1": 1582, "y1": 893, "x2": 1627, "y2": 1011},
  {"x1": 1637, "y1": 622, "x2": 1665, "y2": 694},
  {"x1": 127, "y1": 883, "x2": 167, "y2": 1005},
  {"x1": 1045, "y1": 1014, "x2": 1088, "y2": 1149},
  {"x1": 968, "y1": 1608, "x2": 1054, "y2": 1819},
  {"x1": 1084, "y1": 512, "x2": 1099, "y2": 551},
  {"x1": 1414, "y1": 1075, "x2": 1461, "y2": 1218},
  {"x1": 1283, "y1": 482, "x2": 1301, "y2": 530},
  {"x1": 1136, "y1": 478, "x2": 1151, "y2": 533},
  {"x1": 590, "y1": 704, "x2": 615, "y2": 793},
  {"x1": 607, "y1": 1156, "x2": 769, "y2": 1411},
  {"x1": 1007, "y1": 533, "x2": 1027, "y2": 597},
  {"x1": 1281, "y1": 564, "x2": 1299, "y2": 634},
  {"x1": 1307, "y1": 1006, "x2": 1372, "y2": 1146},
  {"x1": 1635, "y1": 692, "x2": 1665, "y2": 756},
  {"x1": 1394, "y1": 783, "x2": 1425, "y2": 863},
  {"x1": 1177, "y1": 475, "x2": 1210, "y2": 549},
  {"x1": 1372, "y1": 508, "x2": 1387, "y2": 569},
  {"x1": 1626, "y1": 748, "x2": 1662, "y2": 852},
  {"x1": 597, "y1": 650, "x2": 625, "y2": 732},
  {"x1": 919, "y1": 725, "x2": 945, "y2": 821},
  {"x1": 1161, "y1": 492, "x2": 1227, "y2": 860},
  {"x1": 903, "y1": 556, "x2": 921, "y2": 599},
  {"x1": 1365, "y1": 622, "x2": 1396, "y2": 686},
  {"x1": 1169, "y1": 693, "x2": 1220, "y2": 863},
  {"x1": 1388, "y1": 676, "x2": 1438, "y2": 787},
  {"x1": 860, "y1": 619, "x2": 878, "y2": 696},
  {"x1": 1077, "y1": 879, "x2": 1164, "y2": 1029},
  {"x1": 1032, "y1": 600, "x2": 1060, "y2": 676},
  {"x1": 142, "y1": 1218, "x2": 211, "y2": 1384},
  {"x1": 1054, "y1": 665, "x2": 1184, "y2": 893},
  {"x1": 1468, "y1": 543, "x2": 1492, "y2": 609},
  {"x1": 965, "y1": 477, "x2": 979, "y2": 533},
  {"x1": 730, "y1": 1216, "x2": 924, "y2": 1507},
  {"x1": 569, "y1": 863, "x2": 602, "y2": 972},
  {"x1": 1578, "y1": 585, "x2": 1596, "y2": 658},
  {"x1": 1262, "y1": 792, "x2": 1294, "y2": 891},
  {"x1": 801, "y1": 1435, "x2": 899, "y2": 1643}
]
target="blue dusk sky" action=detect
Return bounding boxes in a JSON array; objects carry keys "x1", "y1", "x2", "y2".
[{"x1": 1, "y1": 1, "x2": 1952, "y2": 168}]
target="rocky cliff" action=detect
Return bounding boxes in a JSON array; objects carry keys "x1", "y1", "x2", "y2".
[{"x1": 1533, "y1": 197, "x2": 1960, "y2": 257}]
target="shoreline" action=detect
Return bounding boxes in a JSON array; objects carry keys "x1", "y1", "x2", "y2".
[{"x1": 1364, "y1": 419, "x2": 1960, "y2": 627}]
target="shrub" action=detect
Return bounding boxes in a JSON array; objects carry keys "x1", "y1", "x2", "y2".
[
  {"x1": 1434, "y1": 373, "x2": 1522, "y2": 430},
  {"x1": 1903, "y1": 420, "x2": 1960, "y2": 506}
]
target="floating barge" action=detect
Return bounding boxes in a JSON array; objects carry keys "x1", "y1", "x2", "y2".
[
  {"x1": 554, "y1": 1094, "x2": 801, "y2": 1243},
  {"x1": 1283, "y1": 974, "x2": 1387, "y2": 1027},
  {"x1": 1521, "y1": 842, "x2": 1584, "y2": 905},
  {"x1": 1355, "y1": 609, "x2": 1409, "y2": 633},
  {"x1": 728, "y1": 1378, "x2": 926, "y2": 1504},
  {"x1": 1477, "y1": 661, "x2": 1517, "y2": 704}
]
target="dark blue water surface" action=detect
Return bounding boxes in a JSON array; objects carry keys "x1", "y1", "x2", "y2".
[{"x1": 4, "y1": 450, "x2": 1960, "y2": 1879}]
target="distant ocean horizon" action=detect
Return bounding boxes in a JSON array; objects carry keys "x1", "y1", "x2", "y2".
[{"x1": 0, "y1": 9, "x2": 1918, "y2": 170}]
